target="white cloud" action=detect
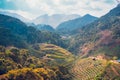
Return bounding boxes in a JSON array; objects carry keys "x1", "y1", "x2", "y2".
[
  {"x1": 14, "y1": 10, "x2": 36, "y2": 20},
  {"x1": 0, "y1": 9, "x2": 36, "y2": 20},
  {"x1": 1, "y1": 0, "x2": 118, "y2": 19},
  {"x1": 25, "y1": 0, "x2": 40, "y2": 9}
]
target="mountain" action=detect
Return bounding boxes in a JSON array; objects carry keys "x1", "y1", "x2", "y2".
[
  {"x1": 56, "y1": 14, "x2": 98, "y2": 34},
  {"x1": 0, "y1": 5, "x2": 120, "y2": 80},
  {"x1": 0, "y1": 11, "x2": 30, "y2": 22},
  {"x1": 35, "y1": 24, "x2": 55, "y2": 32},
  {"x1": 33, "y1": 14, "x2": 80, "y2": 28},
  {"x1": 0, "y1": 14, "x2": 29, "y2": 48},
  {"x1": 68, "y1": 5, "x2": 120, "y2": 79},
  {"x1": 0, "y1": 14, "x2": 75, "y2": 80},
  {"x1": 0, "y1": 14, "x2": 67, "y2": 48},
  {"x1": 0, "y1": 14, "x2": 28, "y2": 35},
  {"x1": 26, "y1": 22, "x2": 36, "y2": 26},
  {"x1": 68, "y1": 5, "x2": 120, "y2": 58}
]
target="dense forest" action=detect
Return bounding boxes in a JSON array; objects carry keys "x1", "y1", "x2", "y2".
[{"x1": 0, "y1": 14, "x2": 67, "y2": 48}]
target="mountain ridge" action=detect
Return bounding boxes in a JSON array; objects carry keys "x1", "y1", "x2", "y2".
[
  {"x1": 68, "y1": 5, "x2": 120, "y2": 58},
  {"x1": 33, "y1": 14, "x2": 80, "y2": 28},
  {"x1": 56, "y1": 14, "x2": 98, "y2": 34},
  {"x1": 0, "y1": 14, "x2": 67, "y2": 48}
]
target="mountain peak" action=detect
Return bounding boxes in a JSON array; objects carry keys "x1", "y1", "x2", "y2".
[
  {"x1": 83, "y1": 14, "x2": 97, "y2": 18},
  {"x1": 84, "y1": 14, "x2": 92, "y2": 17},
  {"x1": 56, "y1": 14, "x2": 98, "y2": 34}
]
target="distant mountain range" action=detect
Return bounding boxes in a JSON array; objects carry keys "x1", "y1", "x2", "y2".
[
  {"x1": 1, "y1": 11, "x2": 99, "y2": 32},
  {"x1": 0, "y1": 11, "x2": 30, "y2": 22},
  {"x1": 56, "y1": 14, "x2": 98, "y2": 34},
  {"x1": 32, "y1": 14, "x2": 80, "y2": 28},
  {"x1": 0, "y1": 11, "x2": 82, "y2": 29}
]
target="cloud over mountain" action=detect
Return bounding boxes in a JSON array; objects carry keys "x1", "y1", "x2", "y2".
[{"x1": 0, "y1": 0, "x2": 117, "y2": 19}]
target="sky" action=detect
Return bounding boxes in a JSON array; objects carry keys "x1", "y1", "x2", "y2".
[{"x1": 0, "y1": 0, "x2": 118, "y2": 20}]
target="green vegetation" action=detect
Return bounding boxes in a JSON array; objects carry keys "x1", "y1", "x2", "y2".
[
  {"x1": 0, "y1": 45, "x2": 74, "y2": 80},
  {"x1": 4, "y1": 68, "x2": 56, "y2": 80},
  {"x1": 29, "y1": 43, "x2": 75, "y2": 66},
  {"x1": 0, "y1": 14, "x2": 67, "y2": 48},
  {"x1": 100, "y1": 62, "x2": 120, "y2": 80},
  {"x1": 70, "y1": 57, "x2": 120, "y2": 80},
  {"x1": 70, "y1": 58, "x2": 107, "y2": 80},
  {"x1": 35, "y1": 24, "x2": 55, "y2": 32}
]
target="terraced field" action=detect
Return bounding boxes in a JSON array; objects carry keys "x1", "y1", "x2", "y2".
[
  {"x1": 102, "y1": 63, "x2": 120, "y2": 79},
  {"x1": 70, "y1": 58, "x2": 107, "y2": 80}
]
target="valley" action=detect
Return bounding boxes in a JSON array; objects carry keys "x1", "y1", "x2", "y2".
[{"x1": 0, "y1": 1, "x2": 120, "y2": 80}]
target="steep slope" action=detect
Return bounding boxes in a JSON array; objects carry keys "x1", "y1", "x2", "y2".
[
  {"x1": 56, "y1": 14, "x2": 98, "y2": 34},
  {"x1": 33, "y1": 14, "x2": 80, "y2": 28},
  {"x1": 0, "y1": 14, "x2": 67, "y2": 48},
  {"x1": 68, "y1": 5, "x2": 120, "y2": 58},
  {"x1": 35, "y1": 24, "x2": 55, "y2": 32},
  {"x1": 0, "y1": 14, "x2": 28, "y2": 35},
  {"x1": 0, "y1": 14, "x2": 29, "y2": 48}
]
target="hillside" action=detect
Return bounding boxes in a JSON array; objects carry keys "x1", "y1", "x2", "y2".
[
  {"x1": 68, "y1": 5, "x2": 120, "y2": 58},
  {"x1": 0, "y1": 14, "x2": 67, "y2": 48},
  {"x1": 0, "y1": 14, "x2": 28, "y2": 35},
  {"x1": 0, "y1": 45, "x2": 75, "y2": 80},
  {"x1": 35, "y1": 24, "x2": 55, "y2": 32},
  {"x1": 29, "y1": 43, "x2": 75, "y2": 66},
  {"x1": 56, "y1": 14, "x2": 98, "y2": 34},
  {"x1": 70, "y1": 57, "x2": 120, "y2": 80}
]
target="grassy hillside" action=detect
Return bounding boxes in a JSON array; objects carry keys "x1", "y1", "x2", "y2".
[
  {"x1": 0, "y1": 45, "x2": 75, "y2": 80},
  {"x1": 29, "y1": 43, "x2": 75, "y2": 66},
  {"x1": 101, "y1": 63, "x2": 120, "y2": 79},
  {"x1": 70, "y1": 57, "x2": 120, "y2": 80}
]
